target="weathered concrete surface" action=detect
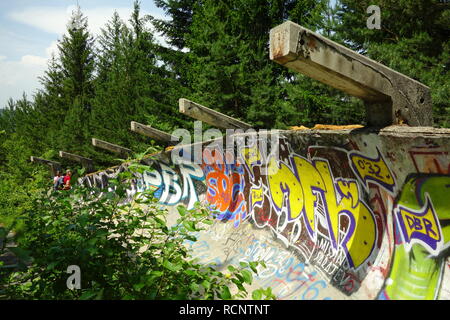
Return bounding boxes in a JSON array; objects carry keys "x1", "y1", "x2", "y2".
[
  {"x1": 80, "y1": 126, "x2": 450, "y2": 300},
  {"x1": 92, "y1": 138, "x2": 132, "y2": 157},
  {"x1": 59, "y1": 151, "x2": 94, "y2": 173},
  {"x1": 269, "y1": 21, "x2": 432, "y2": 127},
  {"x1": 179, "y1": 98, "x2": 252, "y2": 130},
  {"x1": 130, "y1": 121, "x2": 179, "y2": 145},
  {"x1": 30, "y1": 156, "x2": 62, "y2": 176}
]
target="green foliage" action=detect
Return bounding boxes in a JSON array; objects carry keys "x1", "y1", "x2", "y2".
[
  {"x1": 0, "y1": 131, "x2": 50, "y2": 230},
  {"x1": 183, "y1": 0, "x2": 365, "y2": 128},
  {"x1": 1, "y1": 163, "x2": 274, "y2": 300},
  {"x1": 153, "y1": 0, "x2": 199, "y2": 50}
]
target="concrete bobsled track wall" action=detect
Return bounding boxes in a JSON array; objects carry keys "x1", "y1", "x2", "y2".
[{"x1": 79, "y1": 126, "x2": 450, "y2": 300}]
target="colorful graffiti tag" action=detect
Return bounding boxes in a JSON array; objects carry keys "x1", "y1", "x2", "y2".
[
  {"x1": 349, "y1": 147, "x2": 396, "y2": 194},
  {"x1": 237, "y1": 139, "x2": 387, "y2": 294},
  {"x1": 201, "y1": 145, "x2": 248, "y2": 227},
  {"x1": 380, "y1": 175, "x2": 450, "y2": 300},
  {"x1": 80, "y1": 132, "x2": 450, "y2": 300},
  {"x1": 266, "y1": 150, "x2": 377, "y2": 269},
  {"x1": 81, "y1": 160, "x2": 206, "y2": 210},
  {"x1": 138, "y1": 162, "x2": 204, "y2": 209}
]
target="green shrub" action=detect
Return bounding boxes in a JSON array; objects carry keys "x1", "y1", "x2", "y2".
[{"x1": 1, "y1": 166, "x2": 275, "y2": 300}]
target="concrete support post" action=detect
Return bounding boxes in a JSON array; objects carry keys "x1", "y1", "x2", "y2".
[
  {"x1": 92, "y1": 138, "x2": 132, "y2": 157},
  {"x1": 269, "y1": 21, "x2": 432, "y2": 127},
  {"x1": 59, "y1": 151, "x2": 94, "y2": 173},
  {"x1": 30, "y1": 156, "x2": 62, "y2": 176},
  {"x1": 130, "y1": 121, "x2": 179, "y2": 145},
  {"x1": 179, "y1": 98, "x2": 252, "y2": 130}
]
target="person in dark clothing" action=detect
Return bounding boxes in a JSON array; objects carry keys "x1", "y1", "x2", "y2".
[{"x1": 53, "y1": 171, "x2": 64, "y2": 191}]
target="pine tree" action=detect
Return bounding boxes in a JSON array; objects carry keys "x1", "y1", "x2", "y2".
[
  {"x1": 0, "y1": 99, "x2": 17, "y2": 135},
  {"x1": 152, "y1": 0, "x2": 197, "y2": 100},
  {"x1": 184, "y1": 0, "x2": 350, "y2": 129},
  {"x1": 90, "y1": 1, "x2": 190, "y2": 163},
  {"x1": 55, "y1": 6, "x2": 95, "y2": 153},
  {"x1": 153, "y1": 0, "x2": 198, "y2": 50},
  {"x1": 59, "y1": 6, "x2": 95, "y2": 101},
  {"x1": 321, "y1": 0, "x2": 341, "y2": 39},
  {"x1": 90, "y1": 10, "x2": 135, "y2": 161},
  {"x1": 96, "y1": 12, "x2": 127, "y2": 83},
  {"x1": 33, "y1": 55, "x2": 67, "y2": 151}
]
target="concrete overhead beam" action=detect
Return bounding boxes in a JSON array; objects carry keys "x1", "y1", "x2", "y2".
[
  {"x1": 92, "y1": 138, "x2": 132, "y2": 156},
  {"x1": 59, "y1": 151, "x2": 94, "y2": 173},
  {"x1": 269, "y1": 21, "x2": 432, "y2": 127},
  {"x1": 30, "y1": 156, "x2": 61, "y2": 167},
  {"x1": 30, "y1": 156, "x2": 62, "y2": 175},
  {"x1": 130, "y1": 121, "x2": 179, "y2": 145},
  {"x1": 179, "y1": 98, "x2": 252, "y2": 130}
]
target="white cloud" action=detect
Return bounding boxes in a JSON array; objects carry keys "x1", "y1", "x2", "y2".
[
  {"x1": 9, "y1": 5, "x2": 168, "y2": 50},
  {"x1": 0, "y1": 58, "x2": 46, "y2": 107},
  {"x1": 9, "y1": 5, "x2": 166, "y2": 37},
  {"x1": 20, "y1": 55, "x2": 48, "y2": 66},
  {"x1": 1, "y1": 5, "x2": 169, "y2": 108},
  {"x1": 45, "y1": 41, "x2": 59, "y2": 58},
  {"x1": 9, "y1": 7, "x2": 68, "y2": 35},
  {"x1": 0, "y1": 42, "x2": 57, "y2": 107}
]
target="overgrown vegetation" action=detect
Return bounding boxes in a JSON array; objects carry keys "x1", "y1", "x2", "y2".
[{"x1": 0, "y1": 163, "x2": 275, "y2": 300}]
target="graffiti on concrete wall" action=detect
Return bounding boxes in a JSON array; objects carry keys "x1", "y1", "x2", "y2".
[
  {"x1": 265, "y1": 146, "x2": 377, "y2": 269},
  {"x1": 80, "y1": 133, "x2": 450, "y2": 300},
  {"x1": 81, "y1": 159, "x2": 206, "y2": 210},
  {"x1": 138, "y1": 162, "x2": 204, "y2": 209},
  {"x1": 380, "y1": 175, "x2": 450, "y2": 300},
  {"x1": 187, "y1": 220, "x2": 335, "y2": 300},
  {"x1": 376, "y1": 145, "x2": 450, "y2": 300},
  {"x1": 201, "y1": 144, "x2": 248, "y2": 227},
  {"x1": 235, "y1": 137, "x2": 395, "y2": 295},
  {"x1": 409, "y1": 146, "x2": 449, "y2": 174},
  {"x1": 349, "y1": 147, "x2": 396, "y2": 194}
]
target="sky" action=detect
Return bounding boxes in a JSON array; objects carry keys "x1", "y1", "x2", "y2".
[{"x1": 0, "y1": 0, "x2": 167, "y2": 109}]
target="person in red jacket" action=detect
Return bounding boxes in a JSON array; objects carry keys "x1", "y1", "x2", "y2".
[{"x1": 63, "y1": 169, "x2": 72, "y2": 190}]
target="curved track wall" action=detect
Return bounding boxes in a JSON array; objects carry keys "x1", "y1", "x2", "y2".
[{"x1": 80, "y1": 127, "x2": 450, "y2": 300}]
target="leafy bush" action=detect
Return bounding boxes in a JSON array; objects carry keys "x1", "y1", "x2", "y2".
[{"x1": 1, "y1": 166, "x2": 275, "y2": 300}]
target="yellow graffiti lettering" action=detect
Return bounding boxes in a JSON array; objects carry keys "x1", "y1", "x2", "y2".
[
  {"x1": 267, "y1": 156, "x2": 377, "y2": 269},
  {"x1": 396, "y1": 196, "x2": 442, "y2": 253},
  {"x1": 293, "y1": 157, "x2": 324, "y2": 234},
  {"x1": 242, "y1": 146, "x2": 261, "y2": 168},
  {"x1": 349, "y1": 149, "x2": 395, "y2": 193},
  {"x1": 344, "y1": 205, "x2": 376, "y2": 268},
  {"x1": 402, "y1": 208, "x2": 440, "y2": 241},
  {"x1": 315, "y1": 160, "x2": 376, "y2": 268},
  {"x1": 336, "y1": 179, "x2": 359, "y2": 209},
  {"x1": 314, "y1": 160, "x2": 341, "y2": 247},
  {"x1": 267, "y1": 156, "x2": 304, "y2": 220},
  {"x1": 251, "y1": 185, "x2": 264, "y2": 208}
]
